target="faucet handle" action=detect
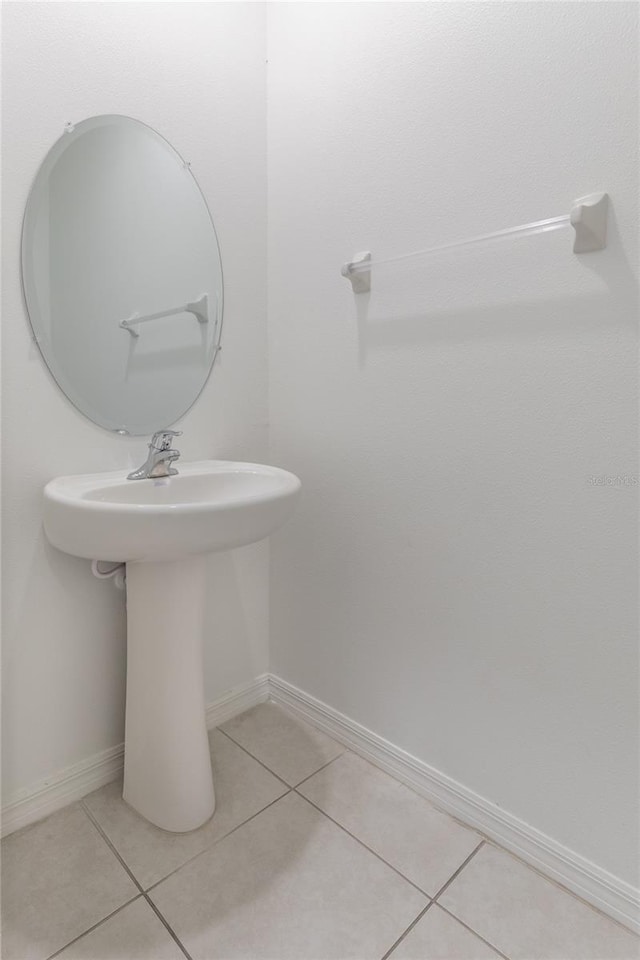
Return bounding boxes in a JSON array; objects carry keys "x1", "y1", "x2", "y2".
[{"x1": 150, "y1": 429, "x2": 182, "y2": 451}]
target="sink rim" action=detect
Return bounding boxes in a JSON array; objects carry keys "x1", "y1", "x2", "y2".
[{"x1": 44, "y1": 459, "x2": 302, "y2": 516}]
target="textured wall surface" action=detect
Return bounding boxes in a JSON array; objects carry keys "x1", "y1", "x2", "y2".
[
  {"x1": 1, "y1": 1, "x2": 268, "y2": 801},
  {"x1": 267, "y1": 2, "x2": 639, "y2": 885}
]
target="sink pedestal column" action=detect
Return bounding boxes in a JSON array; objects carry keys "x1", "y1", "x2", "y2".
[{"x1": 123, "y1": 555, "x2": 215, "y2": 832}]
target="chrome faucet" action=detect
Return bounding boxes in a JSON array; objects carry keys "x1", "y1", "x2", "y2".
[{"x1": 127, "y1": 430, "x2": 182, "y2": 480}]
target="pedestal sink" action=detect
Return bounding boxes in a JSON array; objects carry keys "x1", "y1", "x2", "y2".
[{"x1": 43, "y1": 460, "x2": 301, "y2": 832}]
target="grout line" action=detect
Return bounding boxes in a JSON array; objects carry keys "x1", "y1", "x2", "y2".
[
  {"x1": 429, "y1": 840, "x2": 513, "y2": 957},
  {"x1": 80, "y1": 751, "x2": 290, "y2": 898},
  {"x1": 379, "y1": 901, "x2": 434, "y2": 960},
  {"x1": 432, "y1": 840, "x2": 485, "y2": 901},
  {"x1": 294, "y1": 790, "x2": 431, "y2": 899},
  {"x1": 216, "y1": 726, "x2": 293, "y2": 788},
  {"x1": 81, "y1": 800, "x2": 144, "y2": 894},
  {"x1": 436, "y1": 903, "x2": 511, "y2": 960},
  {"x1": 142, "y1": 893, "x2": 193, "y2": 960},
  {"x1": 82, "y1": 796, "x2": 197, "y2": 958},
  {"x1": 46, "y1": 894, "x2": 143, "y2": 959},
  {"x1": 292, "y1": 753, "x2": 345, "y2": 788},
  {"x1": 144, "y1": 789, "x2": 293, "y2": 895},
  {"x1": 218, "y1": 722, "x2": 347, "y2": 790}
]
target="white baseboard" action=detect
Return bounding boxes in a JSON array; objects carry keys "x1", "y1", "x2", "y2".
[
  {"x1": 1, "y1": 674, "x2": 270, "y2": 840},
  {"x1": 205, "y1": 673, "x2": 270, "y2": 729},
  {"x1": 269, "y1": 674, "x2": 640, "y2": 935},
  {"x1": 1, "y1": 743, "x2": 125, "y2": 840}
]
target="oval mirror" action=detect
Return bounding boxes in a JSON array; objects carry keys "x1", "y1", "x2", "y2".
[{"x1": 22, "y1": 115, "x2": 223, "y2": 435}]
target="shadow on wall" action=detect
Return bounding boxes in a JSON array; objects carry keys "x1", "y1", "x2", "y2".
[
  {"x1": 203, "y1": 542, "x2": 269, "y2": 695},
  {"x1": 351, "y1": 207, "x2": 637, "y2": 363}
]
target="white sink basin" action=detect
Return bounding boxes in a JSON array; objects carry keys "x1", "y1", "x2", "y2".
[
  {"x1": 42, "y1": 459, "x2": 301, "y2": 834},
  {"x1": 44, "y1": 460, "x2": 301, "y2": 562}
]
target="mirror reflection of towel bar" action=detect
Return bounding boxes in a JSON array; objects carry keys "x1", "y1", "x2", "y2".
[{"x1": 120, "y1": 293, "x2": 209, "y2": 337}]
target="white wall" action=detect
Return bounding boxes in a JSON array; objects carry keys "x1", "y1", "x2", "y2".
[
  {"x1": 267, "y1": 2, "x2": 639, "y2": 888},
  {"x1": 1, "y1": 2, "x2": 268, "y2": 802}
]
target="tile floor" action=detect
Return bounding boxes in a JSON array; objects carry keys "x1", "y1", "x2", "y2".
[{"x1": 2, "y1": 701, "x2": 639, "y2": 960}]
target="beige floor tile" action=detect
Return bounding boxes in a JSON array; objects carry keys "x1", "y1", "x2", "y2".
[
  {"x1": 56, "y1": 898, "x2": 185, "y2": 960},
  {"x1": 150, "y1": 791, "x2": 427, "y2": 959},
  {"x1": 389, "y1": 904, "x2": 501, "y2": 959},
  {"x1": 440, "y1": 843, "x2": 640, "y2": 960},
  {"x1": 220, "y1": 701, "x2": 344, "y2": 785},
  {"x1": 298, "y1": 751, "x2": 481, "y2": 895},
  {"x1": 1, "y1": 804, "x2": 137, "y2": 960},
  {"x1": 84, "y1": 729, "x2": 288, "y2": 889}
]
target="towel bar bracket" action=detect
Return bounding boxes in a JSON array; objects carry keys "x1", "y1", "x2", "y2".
[
  {"x1": 341, "y1": 252, "x2": 371, "y2": 294},
  {"x1": 570, "y1": 192, "x2": 608, "y2": 254}
]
